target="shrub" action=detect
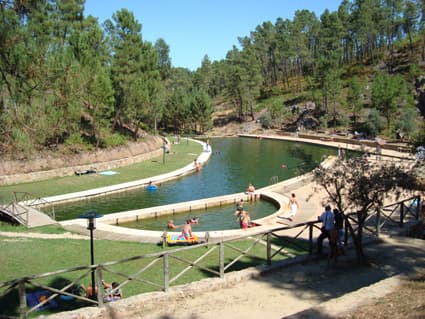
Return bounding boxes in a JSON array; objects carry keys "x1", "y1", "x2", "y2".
[
  {"x1": 101, "y1": 133, "x2": 127, "y2": 148},
  {"x1": 64, "y1": 133, "x2": 93, "y2": 153},
  {"x1": 260, "y1": 113, "x2": 272, "y2": 129},
  {"x1": 11, "y1": 128, "x2": 33, "y2": 157}
]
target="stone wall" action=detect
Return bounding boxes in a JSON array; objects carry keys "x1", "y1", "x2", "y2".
[{"x1": 0, "y1": 136, "x2": 164, "y2": 185}]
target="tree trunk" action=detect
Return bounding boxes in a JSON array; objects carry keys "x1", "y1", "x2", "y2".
[
  {"x1": 112, "y1": 109, "x2": 121, "y2": 134},
  {"x1": 345, "y1": 214, "x2": 367, "y2": 265},
  {"x1": 133, "y1": 126, "x2": 139, "y2": 141}
]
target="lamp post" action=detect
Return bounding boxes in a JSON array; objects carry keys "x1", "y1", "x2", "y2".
[
  {"x1": 80, "y1": 210, "x2": 103, "y2": 300},
  {"x1": 162, "y1": 142, "x2": 167, "y2": 165}
]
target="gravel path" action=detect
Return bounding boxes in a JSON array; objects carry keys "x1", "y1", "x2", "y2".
[{"x1": 0, "y1": 231, "x2": 89, "y2": 240}]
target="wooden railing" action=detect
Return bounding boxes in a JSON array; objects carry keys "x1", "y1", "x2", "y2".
[
  {"x1": 0, "y1": 195, "x2": 421, "y2": 318},
  {"x1": 0, "y1": 192, "x2": 56, "y2": 227},
  {"x1": 13, "y1": 192, "x2": 56, "y2": 221},
  {"x1": 0, "y1": 201, "x2": 29, "y2": 226}
]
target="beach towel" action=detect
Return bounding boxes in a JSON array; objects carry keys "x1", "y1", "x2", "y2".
[
  {"x1": 26, "y1": 290, "x2": 58, "y2": 310},
  {"x1": 99, "y1": 170, "x2": 119, "y2": 176}
]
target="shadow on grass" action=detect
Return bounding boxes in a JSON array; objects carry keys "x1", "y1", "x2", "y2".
[{"x1": 0, "y1": 276, "x2": 93, "y2": 318}]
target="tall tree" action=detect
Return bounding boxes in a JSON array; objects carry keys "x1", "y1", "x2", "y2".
[
  {"x1": 50, "y1": 0, "x2": 85, "y2": 45},
  {"x1": 347, "y1": 75, "x2": 364, "y2": 126},
  {"x1": 106, "y1": 9, "x2": 161, "y2": 138},
  {"x1": 291, "y1": 10, "x2": 319, "y2": 91},
  {"x1": 250, "y1": 21, "x2": 278, "y2": 90},
  {"x1": 155, "y1": 38, "x2": 171, "y2": 81},
  {"x1": 224, "y1": 44, "x2": 262, "y2": 121},
  {"x1": 189, "y1": 89, "x2": 213, "y2": 133},
  {"x1": 162, "y1": 67, "x2": 193, "y2": 133},
  {"x1": 402, "y1": 0, "x2": 420, "y2": 54},
  {"x1": 194, "y1": 55, "x2": 214, "y2": 96},
  {"x1": 371, "y1": 71, "x2": 412, "y2": 133},
  {"x1": 71, "y1": 16, "x2": 114, "y2": 147},
  {"x1": 350, "y1": 0, "x2": 382, "y2": 61}
]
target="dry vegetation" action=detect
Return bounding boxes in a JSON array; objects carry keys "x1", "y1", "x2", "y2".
[{"x1": 339, "y1": 271, "x2": 425, "y2": 318}]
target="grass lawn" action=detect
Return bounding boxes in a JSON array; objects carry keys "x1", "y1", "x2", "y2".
[
  {"x1": 0, "y1": 138, "x2": 202, "y2": 204},
  {"x1": 0, "y1": 229, "x2": 308, "y2": 317},
  {"x1": 0, "y1": 136, "x2": 308, "y2": 317}
]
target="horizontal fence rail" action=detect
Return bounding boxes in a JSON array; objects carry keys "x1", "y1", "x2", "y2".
[{"x1": 0, "y1": 195, "x2": 421, "y2": 318}]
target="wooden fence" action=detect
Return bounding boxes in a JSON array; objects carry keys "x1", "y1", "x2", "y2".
[{"x1": 0, "y1": 195, "x2": 421, "y2": 319}]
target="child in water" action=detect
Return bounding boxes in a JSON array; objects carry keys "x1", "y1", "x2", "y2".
[{"x1": 167, "y1": 220, "x2": 176, "y2": 229}]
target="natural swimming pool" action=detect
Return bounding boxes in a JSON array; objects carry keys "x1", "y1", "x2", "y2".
[{"x1": 53, "y1": 137, "x2": 337, "y2": 229}]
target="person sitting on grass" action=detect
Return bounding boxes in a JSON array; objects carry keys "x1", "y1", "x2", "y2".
[
  {"x1": 80, "y1": 283, "x2": 98, "y2": 299},
  {"x1": 102, "y1": 280, "x2": 123, "y2": 302}
]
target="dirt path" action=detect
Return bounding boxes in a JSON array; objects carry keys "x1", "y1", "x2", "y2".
[
  {"x1": 0, "y1": 231, "x2": 88, "y2": 240},
  {"x1": 123, "y1": 236, "x2": 424, "y2": 319},
  {"x1": 48, "y1": 236, "x2": 423, "y2": 319}
]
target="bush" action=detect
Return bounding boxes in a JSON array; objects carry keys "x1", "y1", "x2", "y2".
[
  {"x1": 260, "y1": 113, "x2": 272, "y2": 129},
  {"x1": 364, "y1": 109, "x2": 385, "y2": 137},
  {"x1": 11, "y1": 128, "x2": 33, "y2": 157},
  {"x1": 101, "y1": 133, "x2": 127, "y2": 148},
  {"x1": 64, "y1": 133, "x2": 93, "y2": 153}
]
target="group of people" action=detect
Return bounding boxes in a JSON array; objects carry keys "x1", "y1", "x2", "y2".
[
  {"x1": 317, "y1": 205, "x2": 344, "y2": 256},
  {"x1": 80, "y1": 280, "x2": 123, "y2": 302},
  {"x1": 167, "y1": 217, "x2": 199, "y2": 239}
]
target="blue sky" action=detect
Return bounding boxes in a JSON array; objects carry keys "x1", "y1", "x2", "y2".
[{"x1": 84, "y1": 0, "x2": 342, "y2": 71}]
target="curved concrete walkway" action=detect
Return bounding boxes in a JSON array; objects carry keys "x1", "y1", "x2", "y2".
[
  {"x1": 24, "y1": 134, "x2": 415, "y2": 242},
  {"x1": 59, "y1": 157, "x2": 335, "y2": 244},
  {"x1": 18, "y1": 139, "x2": 211, "y2": 227}
]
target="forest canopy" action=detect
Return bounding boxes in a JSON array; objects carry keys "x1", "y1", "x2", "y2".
[{"x1": 0, "y1": 0, "x2": 424, "y2": 158}]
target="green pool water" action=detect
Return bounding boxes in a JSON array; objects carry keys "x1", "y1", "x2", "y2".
[{"x1": 53, "y1": 137, "x2": 337, "y2": 230}]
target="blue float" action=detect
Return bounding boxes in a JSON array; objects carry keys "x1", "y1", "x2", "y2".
[{"x1": 146, "y1": 184, "x2": 158, "y2": 191}]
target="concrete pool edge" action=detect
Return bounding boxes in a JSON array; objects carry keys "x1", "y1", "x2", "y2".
[
  {"x1": 59, "y1": 156, "x2": 336, "y2": 244},
  {"x1": 21, "y1": 134, "x2": 336, "y2": 240},
  {"x1": 21, "y1": 138, "x2": 211, "y2": 208}
]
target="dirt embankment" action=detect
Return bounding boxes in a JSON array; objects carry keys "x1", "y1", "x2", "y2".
[{"x1": 0, "y1": 135, "x2": 164, "y2": 185}]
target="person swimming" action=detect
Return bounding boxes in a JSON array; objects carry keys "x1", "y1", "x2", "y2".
[
  {"x1": 189, "y1": 217, "x2": 199, "y2": 224},
  {"x1": 167, "y1": 220, "x2": 176, "y2": 229}
]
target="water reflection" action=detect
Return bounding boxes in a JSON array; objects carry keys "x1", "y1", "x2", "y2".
[{"x1": 53, "y1": 137, "x2": 336, "y2": 221}]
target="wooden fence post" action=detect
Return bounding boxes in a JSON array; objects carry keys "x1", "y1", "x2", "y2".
[
  {"x1": 18, "y1": 280, "x2": 27, "y2": 319},
  {"x1": 415, "y1": 195, "x2": 421, "y2": 220},
  {"x1": 400, "y1": 202, "x2": 404, "y2": 227},
  {"x1": 96, "y1": 267, "x2": 104, "y2": 307},
  {"x1": 163, "y1": 253, "x2": 169, "y2": 292},
  {"x1": 308, "y1": 222, "x2": 313, "y2": 255},
  {"x1": 266, "y1": 232, "x2": 272, "y2": 265},
  {"x1": 162, "y1": 231, "x2": 167, "y2": 249},
  {"x1": 219, "y1": 242, "x2": 224, "y2": 279},
  {"x1": 375, "y1": 208, "x2": 380, "y2": 237}
]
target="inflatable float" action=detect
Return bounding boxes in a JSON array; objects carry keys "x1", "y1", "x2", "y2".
[
  {"x1": 167, "y1": 234, "x2": 198, "y2": 245},
  {"x1": 146, "y1": 184, "x2": 158, "y2": 191}
]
